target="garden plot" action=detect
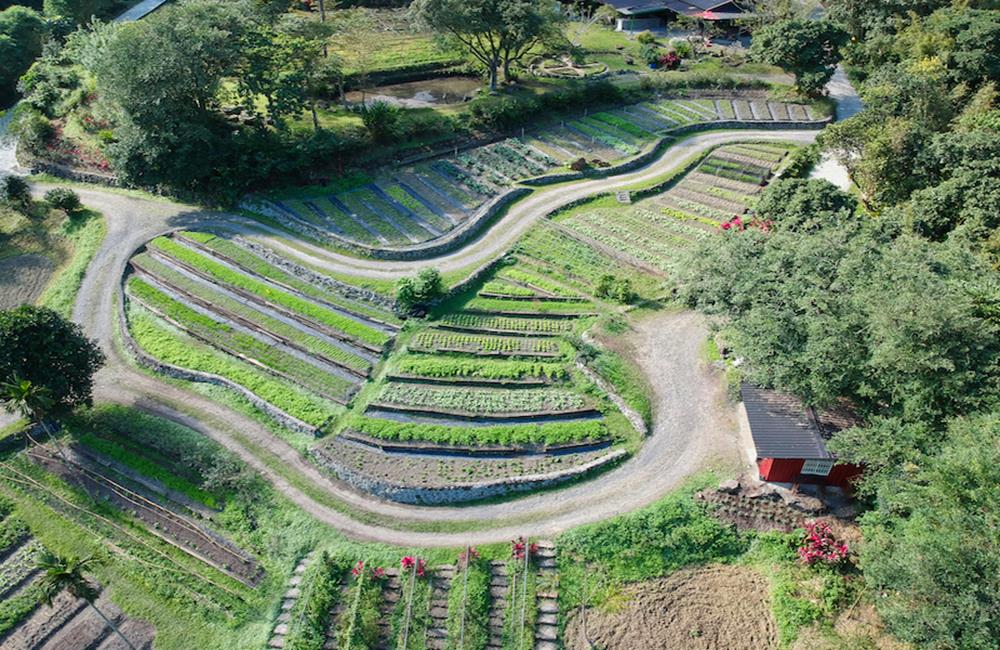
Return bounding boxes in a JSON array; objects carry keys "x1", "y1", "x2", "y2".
[
  {"x1": 565, "y1": 565, "x2": 776, "y2": 650},
  {"x1": 391, "y1": 355, "x2": 568, "y2": 386},
  {"x1": 654, "y1": 143, "x2": 792, "y2": 226},
  {"x1": 254, "y1": 97, "x2": 820, "y2": 251},
  {"x1": 126, "y1": 231, "x2": 400, "y2": 430},
  {"x1": 409, "y1": 330, "x2": 568, "y2": 358},
  {"x1": 28, "y1": 446, "x2": 264, "y2": 586},
  {"x1": 371, "y1": 383, "x2": 595, "y2": 419},
  {"x1": 314, "y1": 437, "x2": 615, "y2": 492},
  {"x1": 0, "y1": 496, "x2": 155, "y2": 648}
]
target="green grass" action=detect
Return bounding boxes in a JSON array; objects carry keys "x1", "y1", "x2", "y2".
[
  {"x1": 345, "y1": 416, "x2": 608, "y2": 447},
  {"x1": 587, "y1": 345, "x2": 653, "y2": 428},
  {"x1": 502, "y1": 557, "x2": 537, "y2": 650},
  {"x1": 335, "y1": 562, "x2": 382, "y2": 649},
  {"x1": 392, "y1": 566, "x2": 432, "y2": 650},
  {"x1": 37, "y1": 210, "x2": 106, "y2": 317}
]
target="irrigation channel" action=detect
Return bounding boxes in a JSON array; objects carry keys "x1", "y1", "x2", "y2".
[{"x1": 23, "y1": 113, "x2": 862, "y2": 545}]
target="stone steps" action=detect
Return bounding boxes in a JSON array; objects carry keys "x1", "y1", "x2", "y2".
[
  {"x1": 269, "y1": 552, "x2": 315, "y2": 649},
  {"x1": 533, "y1": 541, "x2": 559, "y2": 650}
]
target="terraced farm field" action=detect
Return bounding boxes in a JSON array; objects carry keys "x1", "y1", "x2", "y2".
[
  {"x1": 551, "y1": 142, "x2": 796, "y2": 277},
  {"x1": 251, "y1": 98, "x2": 823, "y2": 250},
  {"x1": 124, "y1": 231, "x2": 402, "y2": 432}
]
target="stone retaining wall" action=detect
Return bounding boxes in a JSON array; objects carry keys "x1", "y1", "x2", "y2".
[{"x1": 312, "y1": 446, "x2": 628, "y2": 505}]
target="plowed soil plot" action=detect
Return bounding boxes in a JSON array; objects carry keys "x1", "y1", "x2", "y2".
[
  {"x1": 0, "y1": 254, "x2": 53, "y2": 309},
  {"x1": 565, "y1": 565, "x2": 777, "y2": 650},
  {"x1": 28, "y1": 448, "x2": 262, "y2": 586}
]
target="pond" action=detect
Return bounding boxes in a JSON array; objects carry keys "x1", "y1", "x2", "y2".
[{"x1": 345, "y1": 76, "x2": 482, "y2": 108}]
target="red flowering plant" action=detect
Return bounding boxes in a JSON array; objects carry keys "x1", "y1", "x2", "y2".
[
  {"x1": 658, "y1": 52, "x2": 681, "y2": 70},
  {"x1": 458, "y1": 547, "x2": 480, "y2": 568},
  {"x1": 372, "y1": 566, "x2": 386, "y2": 580},
  {"x1": 720, "y1": 215, "x2": 773, "y2": 233},
  {"x1": 401, "y1": 555, "x2": 427, "y2": 577},
  {"x1": 511, "y1": 537, "x2": 538, "y2": 561},
  {"x1": 797, "y1": 521, "x2": 849, "y2": 566},
  {"x1": 351, "y1": 560, "x2": 365, "y2": 577}
]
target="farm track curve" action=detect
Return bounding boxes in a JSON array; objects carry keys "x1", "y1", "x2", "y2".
[{"x1": 42, "y1": 128, "x2": 815, "y2": 546}]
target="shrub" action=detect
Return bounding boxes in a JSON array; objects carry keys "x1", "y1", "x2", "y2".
[
  {"x1": 781, "y1": 144, "x2": 821, "y2": 178},
  {"x1": 44, "y1": 187, "x2": 81, "y2": 214},
  {"x1": 595, "y1": 274, "x2": 635, "y2": 303},
  {"x1": 0, "y1": 175, "x2": 31, "y2": 209},
  {"x1": 396, "y1": 268, "x2": 444, "y2": 314},
  {"x1": 797, "y1": 521, "x2": 849, "y2": 566},
  {"x1": 636, "y1": 30, "x2": 657, "y2": 45},
  {"x1": 9, "y1": 105, "x2": 53, "y2": 154},
  {"x1": 641, "y1": 43, "x2": 662, "y2": 66},
  {"x1": 359, "y1": 100, "x2": 401, "y2": 143}
]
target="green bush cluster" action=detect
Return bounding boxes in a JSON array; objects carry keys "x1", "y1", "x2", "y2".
[{"x1": 467, "y1": 81, "x2": 625, "y2": 131}]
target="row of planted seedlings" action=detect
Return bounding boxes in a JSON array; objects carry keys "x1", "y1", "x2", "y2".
[
  {"x1": 353, "y1": 257, "x2": 620, "y2": 453},
  {"x1": 275, "y1": 540, "x2": 547, "y2": 650},
  {"x1": 262, "y1": 97, "x2": 822, "y2": 251},
  {"x1": 654, "y1": 142, "x2": 796, "y2": 228},
  {"x1": 124, "y1": 230, "x2": 402, "y2": 432}
]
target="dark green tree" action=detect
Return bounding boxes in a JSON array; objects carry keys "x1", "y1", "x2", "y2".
[
  {"x1": 0, "y1": 5, "x2": 45, "y2": 101},
  {"x1": 0, "y1": 306, "x2": 105, "y2": 414},
  {"x1": 750, "y1": 19, "x2": 848, "y2": 96}
]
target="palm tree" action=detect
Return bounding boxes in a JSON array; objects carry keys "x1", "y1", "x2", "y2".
[
  {"x1": 0, "y1": 375, "x2": 63, "y2": 456},
  {"x1": 35, "y1": 550, "x2": 136, "y2": 650}
]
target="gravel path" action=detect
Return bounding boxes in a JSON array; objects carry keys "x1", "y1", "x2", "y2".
[{"x1": 43, "y1": 129, "x2": 809, "y2": 545}]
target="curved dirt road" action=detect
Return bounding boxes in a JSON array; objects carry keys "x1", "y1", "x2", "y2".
[{"x1": 57, "y1": 128, "x2": 814, "y2": 546}]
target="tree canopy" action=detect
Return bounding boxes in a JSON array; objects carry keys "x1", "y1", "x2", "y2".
[
  {"x1": 0, "y1": 305, "x2": 105, "y2": 414},
  {"x1": 750, "y1": 19, "x2": 848, "y2": 96}
]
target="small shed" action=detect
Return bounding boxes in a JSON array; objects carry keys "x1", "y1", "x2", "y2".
[{"x1": 740, "y1": 383, "x2": 862, "y2": 488}]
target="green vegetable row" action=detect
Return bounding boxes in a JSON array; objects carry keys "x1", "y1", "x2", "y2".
[
  {"x1": 347, "y1": 416, "x2": 608, "y2": 447},
  {"x1": 148, "y1": 236, "x2": 390, "y2": 348}
]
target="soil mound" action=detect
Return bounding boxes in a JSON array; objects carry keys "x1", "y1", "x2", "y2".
[{"x1": 565, "y1": 564, "x2": 776, "y2": 650}]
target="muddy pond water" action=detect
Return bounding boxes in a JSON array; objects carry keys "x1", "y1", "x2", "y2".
[{"x1": 345, "y1": 76, "x2": 481, "y2": 108}]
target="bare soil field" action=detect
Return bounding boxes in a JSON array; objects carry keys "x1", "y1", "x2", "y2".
[
  {"x1": 565, "y1": 564, "x2": 777, "y2": 650},
  {"x1": 0, "y1": 254, "x2": 53, "y2": 309}
]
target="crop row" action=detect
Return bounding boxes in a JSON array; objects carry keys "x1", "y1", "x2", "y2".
[
  {"x1": 334, "y1": 562, "x2": 382, "y2": 649},
  {"x1": 131, "y1": 253, "x2": 372, "y2": 374},
  {"x1": 479, "y1": 280, "x2": 538, "y2": 298},
  {"x1": 410, "y1": 330, "x2": 567, "y2": 357},
  {"x1": 178, "y1": 232, "x2": 399, "y2": 326},
  {"x1": 128, "y1": 278, "x2": 359, "y2": 402},
  {"x1": 148, "y1": 236, "x2": 390, "y2": 348},
  {"x1": 464, "y1": 296, "x2": 595, "y2": 316},
  {"x1": 439, "y1": 312, "x2": 575, "y2": 335},
  {"x1": 394, "y1": 356, "x2": 568, "y2": 382},
  {"x1": 516, "y1": 225, "x2": 633, "y2": 290},
  {"x1": 446, "y1": 554, "x2": 490, "y2": 650},
  {"x1": 128, "y1": 304, "x2": 341, "y2": 427},
  {"x1": 698, "y1": 160, "x2": 766, "y2": 185},
  {"x1": 375, "y1": 383, "x2": 588, "y2": 415},
  {"x1": 564, "y1": 216, "x2": 680, "y2": 273},
  {"x1": 495, "y1": 265, "x2": 582, "y2": 299},
  {"x1": 0, "y1": 541, "x2": 41, "y2": 597},
  {"x1": 346, "y1": 416, "x2": 608, "y2": 446}
]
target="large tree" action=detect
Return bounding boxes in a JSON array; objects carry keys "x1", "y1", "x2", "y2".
[
  {"x1": 0, "y1": 5, "x2": 45, "y2": 101},
  {"x1": 0, "y1": 306, "x2": 104, "y2": 414},
  {"x1": 411, "y1": 0, "x2": 558, "y2": 91},
  {"x1": 832, "y1": 413, "x2": 1000, "y2": 648},
  {"x1": 750, "y1": 19, "x2": 848, "y2": 96}
]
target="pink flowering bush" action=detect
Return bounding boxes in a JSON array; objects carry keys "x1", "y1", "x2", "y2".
[
  {"x1": 720, "y1": 215, "x2": 773, "y2": 233},
  {"x1": 798, "y1": 521, "x2": 849, "y2": 565}
]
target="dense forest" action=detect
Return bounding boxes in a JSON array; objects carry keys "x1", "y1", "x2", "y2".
[{"x1": 681, "y1": 2, "x2": 1000, "y2": 646}]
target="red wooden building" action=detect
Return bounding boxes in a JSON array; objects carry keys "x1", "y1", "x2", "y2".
[{"x1": 741, "y1": 384, "x2": 862, "y2": 488}]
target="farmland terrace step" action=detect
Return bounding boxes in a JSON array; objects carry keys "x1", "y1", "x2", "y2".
[
  {"x1": 535, "y1": 624, "x2": 558, "y2": 642},
  {"x1": 340, "y1": 431, "x2": 613, "y2": 459},
  {"x1": 365, "y1": 402, "x2": 604, "y2": 422},
  {"x1": 38, "y1": 595, "x2": 125, "y2": 650},
  {"x1": 535, "y1": 641, "x2": 558, "y2": 650}
]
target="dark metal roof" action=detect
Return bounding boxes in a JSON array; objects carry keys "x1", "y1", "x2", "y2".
[
  {"x1": 598, "y1": 0, "x2": 749, "y2": 16},
  {"x1": 599, "y1": 0, "x2": 672, "y2": 15},
  {"x1": 741, "y1": 384, "x2": 860, "y2": 460}
]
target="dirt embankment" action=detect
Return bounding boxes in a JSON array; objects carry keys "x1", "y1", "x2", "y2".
[{"x1": 565, "y1": 564, "x2": 777, "y2": 650}]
